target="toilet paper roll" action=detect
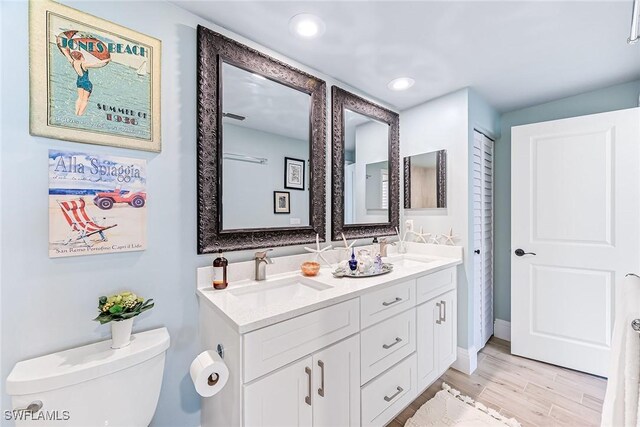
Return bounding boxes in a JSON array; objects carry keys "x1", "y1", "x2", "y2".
[{"x1": 190, "y1": 350, "x2": 229, "y2": 397}]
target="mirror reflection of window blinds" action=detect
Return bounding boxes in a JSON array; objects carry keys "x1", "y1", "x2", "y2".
[{"x1": 381, "y1": 169, "x2": 389, "y2": 209}]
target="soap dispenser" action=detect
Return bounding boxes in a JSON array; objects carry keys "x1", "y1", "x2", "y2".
[{"x1": 212, "y1": 249, "x2": 228, "y2": 289}]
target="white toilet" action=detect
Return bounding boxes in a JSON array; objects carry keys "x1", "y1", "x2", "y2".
[{"x1": 6, "y1": 327, "x2": 170, "y2": 427}]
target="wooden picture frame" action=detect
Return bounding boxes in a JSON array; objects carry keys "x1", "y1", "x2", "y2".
[
  {"x1": 284, "y1": 157, "x2": 305, "y2": 190},
  {"x1": 29, "y1": 0, "x2": 161, "y2": 152}
]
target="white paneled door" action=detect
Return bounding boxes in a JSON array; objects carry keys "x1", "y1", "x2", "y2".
[
  {"x1": 511, "y1": 108, "x2": 640, "y2": 377},
  {"x1": 473, "y1": 130, "x2": 495, "y2": 349}
]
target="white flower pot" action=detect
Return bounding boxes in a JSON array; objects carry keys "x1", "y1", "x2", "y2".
[{"x1": 111, "y1": 318, "x2": 134, "y2": 349}]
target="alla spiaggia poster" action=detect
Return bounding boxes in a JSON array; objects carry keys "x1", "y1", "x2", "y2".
[{"x1": 48, "y1": 150, "x2": 147, "y2": 258}]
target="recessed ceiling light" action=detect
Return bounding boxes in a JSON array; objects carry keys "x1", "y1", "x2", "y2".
[
  {"x1": 388, "y1": 77, "x2": 415, "y2": 91},
  {"x1": 289, "y1": 13, "x2": 326, "y2": 39}
]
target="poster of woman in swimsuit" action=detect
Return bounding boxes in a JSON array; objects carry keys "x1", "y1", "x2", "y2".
[{"x1": 30, "y1": 0, "x2": 161, "y2": 152}]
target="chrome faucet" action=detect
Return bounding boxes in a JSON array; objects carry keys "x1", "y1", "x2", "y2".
[
  {"x1": 379, "y1": 238, "x2": 396, "y2": 258},
  {"x1": 254, "y1": 249, "x2": 273, "y2": 281}
]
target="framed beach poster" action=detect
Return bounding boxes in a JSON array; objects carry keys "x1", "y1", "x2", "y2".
[
  {"x1": 48, "y1": 150, "x2": 147, "y2": 258},
  {"x1": 284, "y1": 157, "x2": 305, "y2": 190},
  {"x1": 30, "y1": 0, "x2": 161, "y2": 152}
]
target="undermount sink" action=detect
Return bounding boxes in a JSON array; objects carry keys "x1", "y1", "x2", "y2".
[
  {"x1": 228, "y1": 277, "x2": 332, "y2": 309},
  {"x1": 384, "y1": 254, "x2": 439, "y2": 268}
]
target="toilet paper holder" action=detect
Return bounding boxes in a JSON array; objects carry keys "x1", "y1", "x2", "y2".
[
  {"x1": 217, "y1": 344, "x2": 224, "y2": 359},
  {"x1": 206, "y1": 344, "x2": 225, "y2": 385}
]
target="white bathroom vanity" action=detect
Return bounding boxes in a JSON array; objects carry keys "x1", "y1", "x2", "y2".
[{"x1": 196, "y1": 244, "x2": 462, "y2": 427}]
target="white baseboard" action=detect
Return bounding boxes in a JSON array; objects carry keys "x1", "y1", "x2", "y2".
[
  {"x1": 494, "y1": 319, "x2": 511, "y2": 341},
  {"x1": 451, "y1": 346, "x2": 478, "y2": 374}
]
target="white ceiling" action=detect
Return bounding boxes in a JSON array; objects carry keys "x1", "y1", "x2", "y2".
[
  {"x1": 176, "y1": 0, "x2": 640, "y2": 112},
  {"x1": 222, "y1": 62, "x2": 310, "y2": 140}
]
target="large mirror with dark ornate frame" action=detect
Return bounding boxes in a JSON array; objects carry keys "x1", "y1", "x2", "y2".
[
  {"x1": 197, "y1": 26, "x2": 327, "y2": 253},
  {"x1": 331, "y1": 86, "x2": 400, "y2": 241}
]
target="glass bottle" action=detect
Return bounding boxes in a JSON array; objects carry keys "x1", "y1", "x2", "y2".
[
  {"x1": 213, "y1": 249, "x2": 228, "y2": 290},
  {"x1": 348, "y1": 248, "x2": 358, "y2": 273}
]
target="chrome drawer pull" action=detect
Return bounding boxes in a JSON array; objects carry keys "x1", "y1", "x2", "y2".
[
  {"x1": 317, "y1": 360, "x2": 325, "y2": 397},
  {"x1": 382, "y1": 337, "x2": 403, "y2": 349},
  {"x1": 384, "y1": 386, "x2": 404, "y2": 402},
  {"x1": 436, "y1": 302, "x2": 442, "y2": 324},
  {"x1": 382, "y1": 297, "x2": 402, "y2": 307},
  {"x1": 442, "y1": 300, "x2": 446, "y2": 322},
  {"x1": 305, "y1": 367, "x2": 312, "y2": 406}
]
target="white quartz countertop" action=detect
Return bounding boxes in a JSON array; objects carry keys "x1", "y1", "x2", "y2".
[{"x1": 196, "y1": 249, "x2": 462, "y2": 334}]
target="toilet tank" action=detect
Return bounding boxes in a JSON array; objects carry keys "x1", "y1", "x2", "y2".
[{"x1": 6, "y1": 328, "x2": 170, "y2": 427}]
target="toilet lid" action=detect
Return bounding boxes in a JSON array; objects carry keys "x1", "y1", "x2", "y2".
[{"x1": 6, "y1": 327, "x2": 170, "y2": 396}]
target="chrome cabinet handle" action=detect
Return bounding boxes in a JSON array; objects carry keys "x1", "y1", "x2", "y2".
[
  {"x1": 382, "y1": 297, "x2": 402, "y2": 307},
  {"x1": 305, "y1": 367, "x2": 312, "y2": 406},
  {"x1": 384, "y1": 386, "x2": 404, "y2": 402},
  {"x1": 382, "y1": 337, "x2": 402, "y2": 349},
  {"x1": 436, "y1": 302, "x2": 442, "y2": 324},
  {"x1": 14, "y1": 401, "x2": 43, "y2": 414},
  {"x1": 317, "y1": 360, "x2": 325, "y2": 397},
  {"x1": 442, "y1": 300, "x2": 446, "y2": 322},
  {"x1": 626, "y1": 273, "x2": 640, "y2": 278}
]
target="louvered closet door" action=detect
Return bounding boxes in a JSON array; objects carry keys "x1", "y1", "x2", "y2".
[{"x1": 473, "y1": 131, "x2": 494, "y2": 348}]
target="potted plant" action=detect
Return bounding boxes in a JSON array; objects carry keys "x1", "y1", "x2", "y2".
[{"x1": 93, "y1": 291, "x2": 154, "y2": 349}]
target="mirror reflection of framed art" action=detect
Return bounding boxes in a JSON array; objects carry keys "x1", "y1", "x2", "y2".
[
  {"x1": 274, "y1": 191, "x2": 291, "y2": 214},
  {"x1": 284, "y1": 157, "x2": 305, "y2": 190}
]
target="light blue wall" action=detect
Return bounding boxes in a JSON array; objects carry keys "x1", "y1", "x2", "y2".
[
  {"x1": 0, "y1": 2, "x2": 395, "y2": 426},
  {"x1": 494, "y1": 79, "x2": 640, "y2": 322}
]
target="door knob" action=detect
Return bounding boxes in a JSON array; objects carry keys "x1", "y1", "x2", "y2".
[
  {"x1": 515, "y1": 249, "x2": 536, "y2": 257},
  {"x1": 474, "y1": 249, "x2": 480, "y2": 254}
]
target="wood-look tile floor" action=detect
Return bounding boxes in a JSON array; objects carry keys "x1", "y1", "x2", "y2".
[{"x1": 389, "y1": 337, "x2": 607, "y2": 427}]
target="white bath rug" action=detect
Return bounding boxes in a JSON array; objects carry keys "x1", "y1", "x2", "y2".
[{"x1": 405, "y1": 383, "x2": 521, "y2": 427}]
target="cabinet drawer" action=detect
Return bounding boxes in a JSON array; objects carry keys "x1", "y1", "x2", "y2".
[
  {"x1": 360, "y1": 279, "x2": 416, "y2": 328},
  {"x1": 361, "y1": 308, "x2": 416, "y2": 384},
  {"x1": 361, "y1": 353, "x2": 417, "y2": 427},
  {"x1": 243, "y1": 299, "x2": 360, "y2": 383},
  {"x1": 416, "y1": 267, "x2": 456, "y2": 305}
]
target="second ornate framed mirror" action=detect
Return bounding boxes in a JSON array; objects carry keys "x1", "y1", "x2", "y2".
[{"x1": 331, "y1": 86, "x2": 400, "y2": 241}]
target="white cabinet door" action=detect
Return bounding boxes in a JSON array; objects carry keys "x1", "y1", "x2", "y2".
[
  {"x1": 417, "y1": 289, "x2": 457, "y2": 389},
  {"x1": 511, "y1": 108, "x2": 640, "y2": 376},
  {"x1": 312, "y1": 336, "x2": 360, "y2": 427},
  {"x1": 244, "y1": 357, "x2": 313, "y2": 427},
  {"x1": 437, "y1": 290, "x2": 457, "y2": 374},
  {"x1": 416, "y1": 299, "x2": 437, "y2": 391}
]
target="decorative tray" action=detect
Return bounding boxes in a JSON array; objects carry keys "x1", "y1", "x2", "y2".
[{"x1": 331, "y1": 263, "x2": 394, "y2": 278}]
